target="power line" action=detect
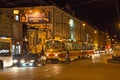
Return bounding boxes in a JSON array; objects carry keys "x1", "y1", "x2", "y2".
[
  {"x1": 1, "y1": 0, "x2": 18, "y2": 7},
  {"x1": 71, "y1": 0, "x2": 99, "y2": 7},
  {"x1": 116, "y1": 0, "x2": 120, "y2": 20}
]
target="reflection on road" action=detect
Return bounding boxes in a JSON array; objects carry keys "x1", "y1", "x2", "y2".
[
  {"x1": 0, "y1": 52, "x2": 114, "y2": 80},
  {"x1": 92, "y1": 54, "x2": 100, "y2": 63},
  {"x1": 0, "y1": 64, "x2": 66, "y2": 80},
  {"x1": 92, "y1": 53, "x2": 112, "y2": 63}
]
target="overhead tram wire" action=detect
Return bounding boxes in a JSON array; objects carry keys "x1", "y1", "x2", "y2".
[
  {"x1": 71, "y1": 0, "x2": 99, "y2": 7},
  {"x1": 1, "y1": 0, "x2": 18, "y2": 7}
]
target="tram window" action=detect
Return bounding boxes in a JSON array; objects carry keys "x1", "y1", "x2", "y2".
[
  {"x1": 72, "y1": 43, "x2": 74, "y2": 50},
  {"x1": 46, "y1": 41, "x2": 53, "y2": 49},
  {"x1": 76, "y1": 44, "x2": 79, "y2": 50},
  {"x1": 72, "y1": 43, "x2": 78, "y2": 50},
  {"x1": 62, "y1": 43, "x2": 66, "y2": 51},
  {"x1": 65, "y1": 42, "x2": 72, "y2": 50},
  {"x1": 75, "y1": 43, "x2": 78, "y2": 50},
  {"x1": 54, "y1": 41, "x2": 62, "y2": 50}
]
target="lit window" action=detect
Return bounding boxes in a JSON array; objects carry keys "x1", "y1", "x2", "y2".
[
  {"x1": 14, "y1": 15, "x2": 19, "y2": 21},
  {"x1": 13, "y1": 10, "x2": 19, "y2": 14},
  {"x1": 69, "y1": 19, "x2": 74, "y2": 27}
]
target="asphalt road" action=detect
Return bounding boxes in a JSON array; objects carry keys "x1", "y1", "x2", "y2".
[{"x1": 0, "y1": 54, "x2": 120, "y2": 80}]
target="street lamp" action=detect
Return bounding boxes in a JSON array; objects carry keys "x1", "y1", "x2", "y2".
[
  {"x1": 82, "y1": 23, "x2": 86, "y2": 27},
  {"x1": 118, "y1": 24, "x2": 120, "y2": 27}
]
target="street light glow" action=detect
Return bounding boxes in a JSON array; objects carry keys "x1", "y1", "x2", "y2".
[
  {"x1": 82, "y1": 23, "x2": 86, "y2": 27},
  {"x1": 118, "y1": 24, "x2": 120, "y2": 27}
]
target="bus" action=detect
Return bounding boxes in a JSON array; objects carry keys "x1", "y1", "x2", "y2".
[
  {"x1": 0, "y1": 37, "x2": 13, "y2": 69},
  {"x1": 45, "y1": 39, "x2": 82, "y2": 63}
]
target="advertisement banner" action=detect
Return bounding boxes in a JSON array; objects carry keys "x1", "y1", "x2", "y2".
[{"x1": 28, "y1": 12, "x2": 51, "y2": 24}]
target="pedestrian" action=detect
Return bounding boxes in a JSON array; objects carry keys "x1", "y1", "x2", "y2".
[
  {"x1": 37, "y1": 49, "x2": 46, "y2": 66},
  {"x1": 65, "y1": 52, "x2": 69, "y2": 64},
  {"x1": 40, "y1": 49, "x2": 46, "y2": 65}
]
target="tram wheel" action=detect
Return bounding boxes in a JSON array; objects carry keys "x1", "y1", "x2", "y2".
[{"x1": 0, "y1": 60, "x2": 3, "y2": 70}]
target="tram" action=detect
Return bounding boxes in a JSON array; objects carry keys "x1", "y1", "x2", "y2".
[
  {"x1": 45, "y1": 39, "x2": 82, "y2": 62},
  {"x1": 82, "y1": 43, "x2": 95, "y2": 58}
]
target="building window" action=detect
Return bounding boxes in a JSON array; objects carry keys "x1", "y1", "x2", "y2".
[{"x1": 14, "y1": 15, "x2": 19, "y2": 21}]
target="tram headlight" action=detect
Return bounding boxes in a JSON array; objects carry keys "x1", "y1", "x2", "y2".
[
  {"x1": 46, "y1": 54, "x2": 49, "y2": 56},
  {"x1": 55, "y1": 54, "x2": 58, "y2": 57}
]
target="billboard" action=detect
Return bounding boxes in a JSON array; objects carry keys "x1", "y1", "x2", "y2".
[{"x1": 27, "y1": 12, "x2": 51, "y2": 24}]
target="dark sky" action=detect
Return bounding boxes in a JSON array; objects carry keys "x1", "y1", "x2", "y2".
[
  {"x1": 51, "y1": 0, "x2": 120, "y2": 37},
  {"x1": 0, "y1": 0, "x2": 120, "y2": 38}
]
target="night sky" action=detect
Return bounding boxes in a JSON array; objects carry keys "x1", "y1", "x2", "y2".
[
  {"x1": 51, "y1": 0, "x2": 120, "y2": 38},
  {"x1": 0, "y1": 0, "x2": 120, "y2": 39}
]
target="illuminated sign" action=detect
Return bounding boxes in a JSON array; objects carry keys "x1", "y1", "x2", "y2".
[
  {"x1": 0, "y1": 49, "x2": 9, "y2": 54},
  {"x1": 0, "y1": 42, "x2": 10, "y2": 56},
  {"x1": 28, "y1": 12, "x2": 51, "y2": 24}
]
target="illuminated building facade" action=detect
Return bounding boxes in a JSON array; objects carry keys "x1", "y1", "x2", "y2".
[
  {"x1": 0, "y1": 5, "x2": 102, "y2": 53},
  {"x1": 0, "y1": 13, "x2": 22, "y2": 55}
]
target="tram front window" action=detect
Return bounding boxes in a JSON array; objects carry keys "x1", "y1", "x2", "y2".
[{"x1": 45, "y1": 40, "x2": 63, "y2": 51}]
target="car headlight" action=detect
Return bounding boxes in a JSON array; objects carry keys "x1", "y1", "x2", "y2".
[
  {"x1": 30, "y1": 60, "x2": 35, "y2": 62},
  {"x1": 13, "y1": 59, "x2": 18, "y2": 63},
  {"x1": 20, "y1": 59, "x2": 25, "y2": 63},
  {"x1": 29, "y1": 63, "x2": 33, "y2": 66}
]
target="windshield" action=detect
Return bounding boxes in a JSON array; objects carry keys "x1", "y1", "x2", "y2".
[
  {"x1": 45, "y1": 40, "x2": 65, "y2": 51},
  {"x1": 0, "y1": 42, "x2": 11, "y2": 56}
]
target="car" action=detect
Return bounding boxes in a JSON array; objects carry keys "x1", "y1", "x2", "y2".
[{"x1": 13, "y1": 54, "x2": 38, "y2": 67}]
